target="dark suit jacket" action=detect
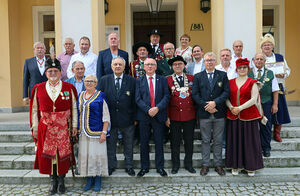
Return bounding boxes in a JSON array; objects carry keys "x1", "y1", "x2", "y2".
[
  {"x1": 192, "y1": 69, "x2": 230, "y2": 119},
  {"x1": 23, "y1": 57, "x2": 47, "y2": 98},
  {"x1": 99, "y1": 74, "x2": 136, "y2": 128},
  {"x1": 96, "y1": 48, "x2": 129, "y2": 89},
  {"x1": 135, "y1": 74, "x2": 170, "y2": 123}
]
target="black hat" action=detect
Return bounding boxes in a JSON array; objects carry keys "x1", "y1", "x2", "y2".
[
  {"x1": 45, "y1": 58, "x2": 61, "y2": 71},
  {"x1": 132, "y1": 42, "x2": 153, "y2": 55},
  {"x1": 168, "y1": 55, "x2": 187, "y2": 66},
  {"x1": 147, "y1": 29, "x2": 163, "y2": 37}
]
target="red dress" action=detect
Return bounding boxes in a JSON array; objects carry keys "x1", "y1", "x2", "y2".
[{"x1": 29, "y1": 82, "x2": 77, "y2": 175}]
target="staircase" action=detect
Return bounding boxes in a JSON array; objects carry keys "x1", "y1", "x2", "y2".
[{"x1": 0, "y1": 108, "x2": 299, "y2": 184}]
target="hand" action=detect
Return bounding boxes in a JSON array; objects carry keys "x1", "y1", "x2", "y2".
[
  {"x1": 275, "y1": 73, "x2": 284, "y2": 78},
  {"x1": 165, "y1": 118, "x2": 170, "y2": 127},
  {"x1": 271, "y1": 104, "x2": 278, "y2": 114},
  {"x1": 148, "y1": 107, "x2": 159, "y2": 117},
  {"x1": 207, "y1": 108, "x2": 218, "y2": 114},
  {"x1": 72, "y1": 128, "x2": 78, "y2": 137},
  {"x1": 204, "y1": 101, "x2": 216, "y2": 111},
  {"x1": 99, "y1": 132, "x2": 106, "y2": 143},
  {"x1": 23, "y1": 98, "x2": 30, "y2": 105},
  {"x1": 231, "y1": 107, "x2": 240, "y2": 115},
  {"x1": 32, "y1": 130, "x2": 38, "y2": 139}
]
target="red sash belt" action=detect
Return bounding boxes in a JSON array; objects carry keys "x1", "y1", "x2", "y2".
[{"x1": 40, "y1": 110, "x2": 71, "y2": 161}]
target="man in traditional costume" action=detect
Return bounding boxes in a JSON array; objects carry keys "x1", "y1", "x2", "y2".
[
  {"x1": 130, "y1": 42, "x2": 152, "y2": 78},
  {"x1": 148, "y1": 29, "x2": 165, "y2": 61},
  {"x1": 166, "y1": 56, "x2": 196, "y2": 174},
  {"x1": 30, "y1": 58, "x2": 78, "y2": 195}
]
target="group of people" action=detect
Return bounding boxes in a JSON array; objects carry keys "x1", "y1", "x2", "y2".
[{"x1": 24, "y1": 29, "x2": 291, "y2": 194}]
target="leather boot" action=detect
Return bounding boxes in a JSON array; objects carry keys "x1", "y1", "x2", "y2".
[
  {"x1": 57, "y1": 174, "x2": 66, "y2": 194},
  {"x1": 49, "y1": 164, "x2": 58, "y2": 195},
  {"x1": 274, "y1": 124, "x2": 282, "y2": 142},
  {"x1": 94, "y1": 176, "x2": 102, "y2": 192}
]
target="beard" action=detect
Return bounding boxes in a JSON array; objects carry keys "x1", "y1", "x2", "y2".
[{"x1": 48, "y1": 76, "x2": 58, "y2": 82}]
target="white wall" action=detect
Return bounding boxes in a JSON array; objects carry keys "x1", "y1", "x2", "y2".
[
  {"x1": 224, "y1": 0, "x2": 257, "y2": 59},
  {"x1": 60, "y1": 0, "x2": 93, "y2": 52}
]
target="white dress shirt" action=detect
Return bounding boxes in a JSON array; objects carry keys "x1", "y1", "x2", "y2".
[
  {"x1": 67, "y1": 50, "x2": 98, "y2": 78},
  {"x1": 253, "y1": 66, "x2": 280, "y2": 92},
  {"x1": 230, "y1": 54, "x2": 245, "y2": 68},
  {"x1": 36, "y1": 56, "x2": 46, "y2": 76},
  {"x1": 193, "y1": 58, "x2": 204, "y2": 75},
  {"x1": 150, "y1": 43, "x2": 160, "y2": 53},
  {"x1": 114, "y1": 74, "x2": 123, "y2": 89},
  {"x1": 215, "y1": 63, "x2": 238, "y2": 80},
  {"x1": 146, "y1": 74, "x2": 156, "y2": 97}
]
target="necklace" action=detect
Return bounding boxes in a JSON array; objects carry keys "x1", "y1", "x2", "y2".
[
  {"x1": 84, "y1": 90, "x2": 96, "y2": 100},
  {"x1": 171, "y1": 74, "x2": 190, "y2": 98}
]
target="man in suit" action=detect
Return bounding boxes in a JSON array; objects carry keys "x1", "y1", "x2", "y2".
[
  {"x1": 186, "y1": 45, "x2": 205, "y2": 75},
  {"x1": 148, "y1": 29, "x2": 165, "y2": 61},
  {"x1": 135, "y1": 58, "x2": 170, "y2": 177},
  {"x1": 96, "y1": 32, "x2": 129, "y2": 88},
  {"x1": 99, "y1": 56, "x2": 136, "y2": 176},
  {"x1": 192, "y1": 52, "x2": 230, "y2": 176},
  {"x1": 66, "y1": 60, "x2": 85, "y2": 97},
  {"x1": 23, "y1": 41, "x2": 48, "y2": 105}
]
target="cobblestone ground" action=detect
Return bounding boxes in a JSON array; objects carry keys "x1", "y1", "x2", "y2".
[{"x1": 0, "y1": 182, "x2": 300, "y2": 195}]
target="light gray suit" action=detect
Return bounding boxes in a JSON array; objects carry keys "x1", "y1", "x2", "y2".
[{"x1": 186, "y1": 60, "x2": 205, "y2": 75}]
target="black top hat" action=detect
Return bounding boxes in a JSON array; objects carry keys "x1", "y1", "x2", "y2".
[
  {"x1": 147, "y1": 29, "x2": 163, "y2": 37},
  {"x1": 132, "y1": 42, "x2": 153, "y2": 55},
  {"x1": 168, "y1": 55, "x2": 187, "y2": 66},
  {"x1": 45, "y1": 58, "x2": 61, "y2": 72}
]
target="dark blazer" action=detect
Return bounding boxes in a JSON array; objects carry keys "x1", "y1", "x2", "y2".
[
  {"x1": 96, "y1": 48, "x2": 129, "y2": 89},
  {"x1": 23, "y1": 57, "x2": 47, "y2": 98},
  {"x1": 192, "y1": 69, "x2": 230, "y2": 119},
  {"x1": 99, "y1": 74, "x2": 136, "y2": 128},
  {"x1": 135, "y1": 74, "x2": 170, "y2": 123}
]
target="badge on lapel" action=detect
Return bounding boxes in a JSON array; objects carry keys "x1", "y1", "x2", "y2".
[
  {"x1": 61, "y1": 91, "x2": 70, "y2": 100},
  {"x1": 126, "y1": 91, "x2": 131, "y2": 96},
  {"x1": 218, "y1": 81, "x2": 223, "y2": 87}
]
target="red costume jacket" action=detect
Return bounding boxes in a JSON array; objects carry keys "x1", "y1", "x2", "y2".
[
  {"x1": 29, "y1": 81, "x2": 77, "y2": 175},
  {"x1": 227, "y1": 78, "x2": 261, "y2": 121},
  {"x1": 167, "y1": 74, "x2": 196, "y2": 121}
]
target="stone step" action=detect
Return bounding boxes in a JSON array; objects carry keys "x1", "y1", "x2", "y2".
[
  {"x1": 0, "y1": 127, "x2": 299, "y2": 143},
  {"x1": 1, "y1": 138, "x2": 300, "y2": 155},
  {"x1": 1, "y1": 151, "x2": 299, "y2": 170},
  {"x1": 0, "y1": 167, "x2": 300, "y2": 184}
]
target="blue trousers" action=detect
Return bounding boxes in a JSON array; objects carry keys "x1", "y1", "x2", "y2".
[{"x1": 260, "y1": 100, "x2": 273, "y2": 152}]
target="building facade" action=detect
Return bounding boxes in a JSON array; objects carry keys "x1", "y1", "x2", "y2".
[{"x1": 0, "y1": 0, "x2": 299, "y2": 112}]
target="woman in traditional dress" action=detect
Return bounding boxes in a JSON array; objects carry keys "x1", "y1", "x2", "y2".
[
  {"x1": 225, "y1": 58, "x2": 264, "y2": 176},
  {"x1": 77, "y1": 75, "x2": 110, "y2": 192},
  {"x1": 175, "y1": 34, "x2": 193, "y2": 65},
  {"x1": 260, "y1": 33, "x2": 291, "y2": 142}
]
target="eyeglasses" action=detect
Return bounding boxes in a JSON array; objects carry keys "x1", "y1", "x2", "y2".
[
  {"x1": 84, "y1": 80, "x2": 96, "y2": 83},
  {"x1": 144, "y1": 63, "x2": 156, "y2": 66},
  {"x1": 262, "y1": 43, "x2": 273, "y2": 47},
  {"x1": 173, "y1": 62, "x2": 184, "y2": 66},
  {"x1": 164, "y1": 48, "x2": 174, "y2": 51},
  {"x1": 46, "y1": 70, "x2": 59, "y2": 73},
  {"x1": 204, "y1": 59, "x2": 216, "y2": 63},
  {"x1": 237, "y1": 66, "x2": 248, "y2": 70}
]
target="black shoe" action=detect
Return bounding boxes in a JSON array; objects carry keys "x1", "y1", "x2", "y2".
[
  {"x1": 156, "y1": 168, "x2": 168, "y2": 177},
  {"x1": 49, "y1": 175, "x2": 58, "y2": 195},
  {"x1": 200, "y1": 166, "x2": 209, "y2": 176},
  {"x1": 108, "y1": 168, "x2": 115, "y2": 176},
  {"x1": 163, "y1": 138, "x2": 169, "y2": 144},
  {"x1": 137, "y1": 169, "x2": 149, "y2": 177},
  {"x1": 263, "y1": 151, "x2": 271, "y2": 157},
  {"x1": 171, "y1": 168, "x2": 179, "y2": 174},
  {"x1": 57, "y1": 175, "x2": 66, "y2": 194},
  {"x1": 185, "y1": 167, "x2": 196, "y2": 174},
  {"x1": 125, "y1": 168, "x2": 136, "y2": 176}
]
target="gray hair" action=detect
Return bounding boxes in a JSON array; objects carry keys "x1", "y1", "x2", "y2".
[
  {"x1": 72, "y1": 60, "x2": 85, "y2": 69},
  {"x1": 254, "y1": 52, "x2": 266, "y2": 60},
  {"x1": 33, "y1": 41, "x2": 46, "y2": 49},
  {"x1": 111, "y1": 56, "x2": 126, "y2": 65},
  {"x1": 220, "y1": 48, "x2": 232, "y2": 55},
  {"x1": 84, "y1": 74, "x2": 98, "y2": 84},
  {"x1": 64, "y1": 37, "x2": 74, "y2": 44},
  {"x1": 233, "y1": 40, "x2": 243, "y2": 47},
  {"x1": 163, "y1": 42, "x2": 175, "y2": 50},
  {"x1": 204, "y1": 52, "x2": 217, "y2": 60},
  {"x1": 108, "y1": 32, "x2": 120, "y2": 40}
]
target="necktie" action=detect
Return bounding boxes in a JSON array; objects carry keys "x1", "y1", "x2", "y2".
[
  {"x1": 116, "y1": 77, "x2": 121, "y2": 93},
  {"x1": 178, "y1": 76, "x2": 184, "y2": 87},
  {"x1": 149, "y1": 77, "x2": 155, "y2": 107},
  {"x1": 152, "y1": 45, "x2": 157, "y2": 55},
  {"x1": 257, "y1": 69, "x2": 262, "y2": 79},
  {"x1": 208, "y1": 73, "x2": 213, "y2": 88}
]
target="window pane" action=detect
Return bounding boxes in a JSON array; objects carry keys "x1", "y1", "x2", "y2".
[
  {"x1": 263, "y1": 9, "x2": 274, "y2": 26},
  {"x1": 43, "y1": 15, "x2": 55, "y2": 31}
]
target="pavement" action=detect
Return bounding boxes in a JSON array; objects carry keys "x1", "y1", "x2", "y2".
[{"x1": 0, "y1": 182, "x2": 299, "y2": 195}]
